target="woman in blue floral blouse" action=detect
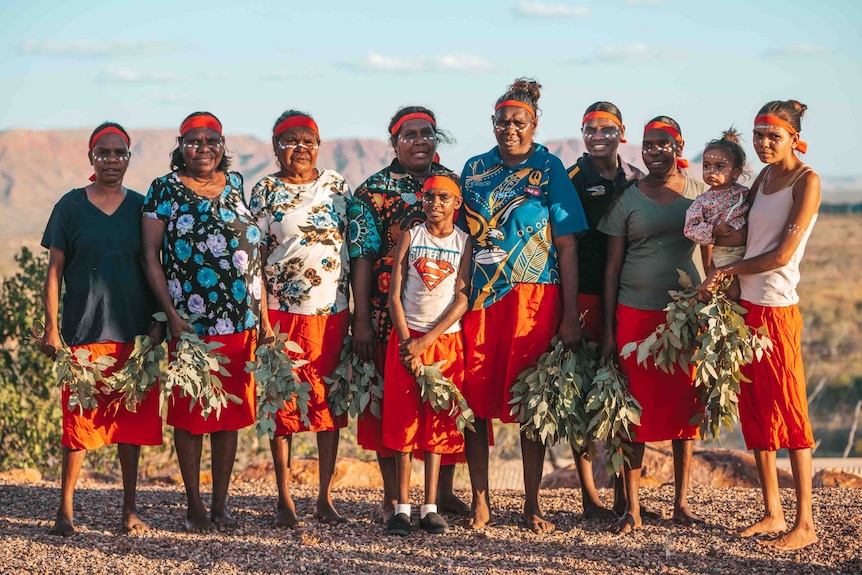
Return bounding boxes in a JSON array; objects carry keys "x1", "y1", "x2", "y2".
[{"x1": 141, "y1": 111, "x2": 262, "y2": 533}]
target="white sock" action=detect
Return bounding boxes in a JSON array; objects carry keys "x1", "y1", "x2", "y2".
[
  {"x1": 395, "y1": 504, "x2": 411, "y2": 517},
  {"x1": 420, "y1": 504, "x2": 438, "y2": 519}
]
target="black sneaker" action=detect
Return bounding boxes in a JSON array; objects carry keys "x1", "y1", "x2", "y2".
[
  {"x1": 419, "y1": 512, "x2": 449, "y2": 534},
  {"x1": 387, "y1": 512, "x2": 411, "y2": 536}
]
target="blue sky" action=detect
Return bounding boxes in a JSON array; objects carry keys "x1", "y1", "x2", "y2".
[{"x1": 1, "y1": 0, "x2": 860, "y2": 177}]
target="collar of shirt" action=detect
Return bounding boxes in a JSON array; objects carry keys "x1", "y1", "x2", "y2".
[{"x1": 490, "y1": 143, "x2": 549, "y2": 169}]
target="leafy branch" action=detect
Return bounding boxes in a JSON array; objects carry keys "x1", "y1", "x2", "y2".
[
  {"x1": 325, "y1": 335, "x2": 383, "y2": 419},
  {"x1": 245, "y1": 323, "x2": 313, "y2": 439},
  {"x1": 416, "y1": 360, "x2": 475, "y2": 434},
  {"x1": 106, "y1": 334, "x2": 165, "y2": 413},
  {"x1": 584, "y1": 360, "x2": 642, "y2": 476}
]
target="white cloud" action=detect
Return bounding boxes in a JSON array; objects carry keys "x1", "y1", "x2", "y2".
[
  {"x1": 762, "y1": 43, "x2": 826, "y2": 58},
  {"x1": 341, "y1": 53, "x2": 494, "y2": 74},
  {"x1": 19, "y1": 39, "x2": 187, "y2": 57},
  {"x1": 513, "y1": 2, "x2": 589, "y2": 18},
  {"x1": 103, "y1": 67, "x2": 182, "y2": 83}
]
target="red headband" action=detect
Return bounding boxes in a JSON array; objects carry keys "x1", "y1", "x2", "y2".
[
  {"x1": 495, "y1": 99, "x2": 535, "y2": 115},
  {"x1": 180, "y1": 114, "x2": 223, "y2": 137},
  {"x1": 390, "y1": 112, "x2": 436, "y2": 136},
  {"x1": 423, "y1": 175, "x2": 461, "y2": 197},
  {"x1": 644, "y1": 121, "x2": 688, "y2": 169},
  {"x1": 754, "y1": 115, "x2": 808, "y2": 154},
  {"x1": 582, "y1": 111, "x2": 627, "y2": 143},
  {"x1": 89, "y1": 126, "x2": 130, "y2": 151},
  {"x1": 274, "y1": 115, "x2": 319, "y2": 138}
]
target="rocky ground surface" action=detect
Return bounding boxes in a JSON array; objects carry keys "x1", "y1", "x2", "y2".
[{"x1": 1, "y1": 475, "x2": 860, "y2": 575}]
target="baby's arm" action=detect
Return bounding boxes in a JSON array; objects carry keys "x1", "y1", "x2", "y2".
[{"x1": 684, "y1": 197, "x2": 715, "y2": 245}]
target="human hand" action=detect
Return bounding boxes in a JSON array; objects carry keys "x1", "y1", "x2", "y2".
[
  {"x1": 167, "y1": 311, "x2": 194, "y2": 339},
  {"x1": 399, "y1": 335, "x2": 430, "y2": 360},
  {"x1": 352, "y1": 317, "x2": 376, "y2": 362},
  {"x1": 556, "y1": 319, "x2": 582, "y2": 351},
  {"x1": 39, "y1": 326, "x2": 62, "y2": 359},
  {"x1": 713, "y1": 222, "x2": 733, "y2": 238},
  {"x1": 147, "y1": 321, "x2": 167, "y2": 345}
]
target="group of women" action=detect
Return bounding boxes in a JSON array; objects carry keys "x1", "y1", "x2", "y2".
[{"x1": 40, "y1": 77, "x2": 820, "y2": 551}]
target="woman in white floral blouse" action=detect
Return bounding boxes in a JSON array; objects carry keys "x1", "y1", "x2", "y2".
[
  {"x1": 249, "y1": 110, "x2": 352, "y2": 528},
  {"x1": 142, "y1": 111, "x2": 262, "y2": 534}
]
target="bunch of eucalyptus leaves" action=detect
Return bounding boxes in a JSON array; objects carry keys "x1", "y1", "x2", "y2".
[
  {"x1": 584, "y1": 360, "x2": 642, "y2": 476},
  {"x1": 325, "y1": 335, "x2": 383, "y2": 419},
  {"x1": 416, "y1": 360, "x2": 476, "y2": 434}
]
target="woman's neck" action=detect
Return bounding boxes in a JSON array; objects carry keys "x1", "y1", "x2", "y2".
[
  {"x1": 88, "y1": 181, "x2": 124, "y2": 196},
  {"x1": 768, "y1": 154, "x2": 801, "y2": 177}
]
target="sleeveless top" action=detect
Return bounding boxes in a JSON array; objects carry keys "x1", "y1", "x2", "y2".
[
  {"x1": 402, "y1": 224, "x2": 469, "y2": 334},
  {"x1": 739, "y1": 166, "x2": 817, "y2": 306}
]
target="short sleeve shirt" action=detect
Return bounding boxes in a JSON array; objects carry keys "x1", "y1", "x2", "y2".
[
  {"x1": 567, "y1": 153, "x2": 643, "y2": 296},
  {"x1": 460, "y1": 144, "x2": 588, "y2": 310},
  {"x1": 347, "y1": 159, "x2": 457, "y2": 343},
  {"x1": 142, "y1": 171, "x2": 262, "y2": 336},
  {"x1": 598, "y1": 177, "x2": 708, "y2": 310},
  {"x1": 249, "y1": 170, "x2": 352, "y2": 316},
  {"x1": 41, "y1": 189, "x2": 156, "y2": 346}
]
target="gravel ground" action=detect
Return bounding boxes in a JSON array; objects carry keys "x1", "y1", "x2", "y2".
[{"x1": 1, "y1": 477, "x2": 860, "y2": 575}]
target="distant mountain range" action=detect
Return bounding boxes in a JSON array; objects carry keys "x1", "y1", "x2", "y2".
[{"x1": 0, "y1": 129, "x2": 858, "y2": 253}]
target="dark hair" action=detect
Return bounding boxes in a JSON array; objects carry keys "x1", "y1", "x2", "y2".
[
  {"x1": 272, "y1": 109, "x2": 319, "y2": 139},
  {"x1": 757, "y1": 99, "x2": 808, "y2": 133},
  {"x1": 170, "y1": 111, "x2": 231, "y2": 172},
  {"x1": 646, "y1": 115, "x2": 682, "y2": 138},
  {"x1": 704, "y1": 127, "x2": 749, "y2": 178},
  {"x1": 89, "y1": 122, "x2": 130, "y2": 146},
  {"x1": 583, "y1": 101, "x2": 622, "y2": 123},
  {"x1": 495, "y1": 78, "x2": 542, "y2": 117},
  {"x1": 388, "y1": 106, "x2": 454, "y2": 147}
]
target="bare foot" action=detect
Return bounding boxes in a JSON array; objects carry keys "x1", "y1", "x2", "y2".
[
  {"x1": 211, "y1": 509, "x2": 237, "y2": 532},
  {"x1": 609, "y1": 512, "x2": 641, "y2": 535},
  {"x1": 313, "y1": 501, "x2": 346, "y2": 526},
  {"x1": 640, "y1": 504, "x2": 663, "y2": 520},
  {"x1": 738, "y1": 516, "x2": 788, "y2": 538},
  {"x1": 523, "y1": 511, "x2": 555, "y2": 534},
  {"x1": 273, "y1": 505, "x2": 298, "y2": 529},
  {"x1": 760, "y1": 525, "x2": 818, "y2": 551},
  {"x1": 50, "y1": 515, "x2": 75, "y2": 537},
  {"x1": 122, "y1": 507, "x2": 149, "y2": 535},
  {"x1": 185, "y1": 509, "x2": 215, "y2": 534},
  {"x1": 582, "y1": 503, "x2": 618, "y2": 521},
  {"x1": 464, "y1": 499, "x2": 491, "y2": 530},
  {"x1": 438, "y1": 490, "x2": 471, "y2": 517},
  {"x1": 672, "y1": 507, "x2": 703, "y2": 528}
]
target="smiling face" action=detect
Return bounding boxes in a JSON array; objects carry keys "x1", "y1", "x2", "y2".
[
  {"x1": 180, "y1": 127, "x2": 224, "y2": 177},
  {"x1": 582, "y1": 116, "x2": 622, "y2": 160},
  {"x1": 702, "y1": 147, "x2": 741, "y2": 189},
  {"x1": 392, "y1": 118, "x2": 437, "y2": 175},
  {"x1": 493, "y1": 106, "x2": 536, "y2": 162},
  {"x1": 422, "y1": 187, "x2": 462, "y2": 224},
  {"x1": 274, "y1": 126, "x2": 320, "y2": 179},
  {"x1": 89, "y1": 132, "x2": 130, "y2": 185},
  {"x1": 642, "y1": 129, "x2": 681, "y2": 178},
  {"x1": 752, "y1": 123, "x2": 797, "y2": 165}
]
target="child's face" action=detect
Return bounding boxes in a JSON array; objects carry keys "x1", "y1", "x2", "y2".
[
  {"x1": 702, "y1": 147, "x2": 741, "y2": 189},
  {"x1": 422, "y1": 188, "x2": 462, "y2": 222}
]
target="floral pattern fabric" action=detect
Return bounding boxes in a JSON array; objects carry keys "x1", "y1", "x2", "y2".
[
  {"x1": 683, "y1": 183, "x2": 750, "y2": 246},
  {"x1": 142, "y1": 171, "x2": 262, "y2": 335},
  {"x1": 347, "y1": 159, "x2": 456, "y2": 343},
  {"x1": 249, "y1": 170, "x2": 352, "y2": 316}
]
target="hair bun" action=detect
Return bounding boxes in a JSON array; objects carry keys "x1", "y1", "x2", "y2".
[
  {"x1": 508, "y1": 78, "x2": 542, "y2": 104},
  {"x1": 721, "y1": 126, "x2": 742, "y2": 144},
  {"x1": 788, "y1": 99, "x2": 808, "y2": 119}
]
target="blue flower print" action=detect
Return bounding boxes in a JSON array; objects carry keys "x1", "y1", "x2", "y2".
[
  {"x1": 243, "y1": 309, "x2": 257, "y2": 329},
  {"x1": 219, "y1": 207, "x2": 236, "y2": 223},
  {"x1": 177, "y1": 214, "x2": 195, "y2": 235},
  {"x1": 193, "y1": 254, "x2": 204, "y2": 265},
  {"x1": 188, "y1": 293, "x2": 206, "y2": 315},
  {"x1": 207, "y1": 233, "x2": 228, "y2": 257},
  {"x1": 232, "y1": 279, "x2": 247, "y2": 302},
  {"x1": 198, "y1": 267, "x2": 218, "y2": 288},
  {"x1": 229, "y1": 237, "x2": 239, "y2": 249},
  {"x1": 209, "y1": 291, "x2": 219, "y2": 302},
  {"x1": 156, "y1": 200, "x2": 172, "y2": 217},
  {"x1": 198, "y1": 200, "x2": 211, "y2": 213},
  {"x1": 246, "y1": 225, "x2": 261, "y2": 244},
  {"x1": 183, "y1": 281, "x2": 192, "y2": 293},
  {"x1": 175, "y1": 239, "x2": 192, "y2": 262}
]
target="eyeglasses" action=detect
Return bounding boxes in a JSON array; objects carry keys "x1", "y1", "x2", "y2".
[
  {"x1": 422, "y1": 192, "x2": 456, "y2": 205},
  {"x1": 582, "y1": 126, "x2": 619, "y2": 139},
  {"x1": 181, "y1": 138, "x2": 224, "y2": 150},
  {"x1": 92, "y1": 150, "x2": 131, "y2": 162},
  {"x1": 397, "y1": 132, "x2": 437, "y2": 144},
  {"x1": 493, "y1": 120, "x2": 531, "y2": 133},
  {"x1": 277, "y1": 140, "x2": 320, "y2": 150},
  {"x1": 642, "y1": 142, "x2": 676, "y2": 153}
]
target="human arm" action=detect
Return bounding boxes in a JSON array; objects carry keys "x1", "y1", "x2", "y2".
[
  {"x1": 258, "y1": 246, "x2": 275, "y2": 345},
  {"x1": 140, "y1": 217, "x2": 192, "y2": 338},
  {"x1": 387, "y1": 231, "x2": 412, "y2": 346},
  {"x1": 683, "y1": 199, "x2": 715, "y2": 246},
  {"x1": 701, "y1": 170, "x2": 820, "y2": 292},
  {"x1": 600, "y1": 235, "x2": 625, "y2": 360},
  {"x1": 554, "y1": 233, "x2": 581, "y2": 350},
  {"x1": 40, "y1": 247, "x2": 65, "y2": 358}
]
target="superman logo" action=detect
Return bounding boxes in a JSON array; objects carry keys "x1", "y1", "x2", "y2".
[{"x1": 413, "y1": 257, "x2": 455, "y2": 291}]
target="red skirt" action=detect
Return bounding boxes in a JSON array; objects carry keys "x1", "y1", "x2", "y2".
[
  {"x1": 382, "y1": 329, "x2": 466, "y2": 455},
  {"x1": 63, "y1": 342, "x2": 162, "y2": 450},
  {"x1": 462, "y1": 283, "x2": 561, "y2": 422},
  {"x1": 739, "y1": 302, "x2": 814, "y2": 451},
  {"x1": 579, "y1": 293, "x2": 604, "y2": 343},
  {"x1": 166, "y1": 330, "x2": 256, "y2": 435},
  {"x1": 268, "y1": 310, "x2": 349, "y2": 435},
  {"x1": 615, "y1": 304, "x2": 701, "y2": 442}
]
